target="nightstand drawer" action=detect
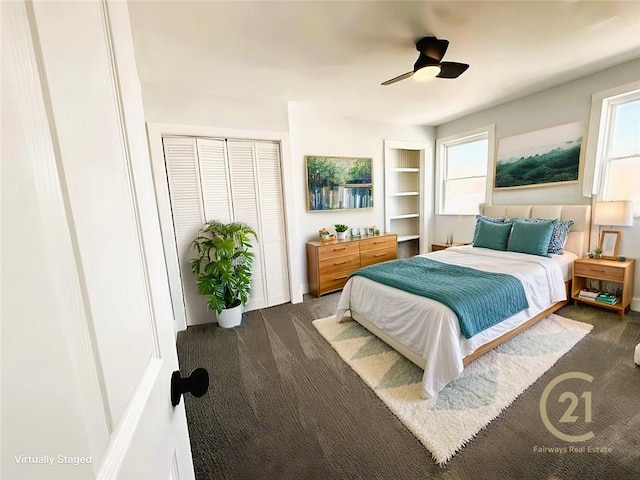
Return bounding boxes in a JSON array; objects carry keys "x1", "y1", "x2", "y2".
[{"x1": 574, "y1": 262, "x2": 624, "y2": 282}]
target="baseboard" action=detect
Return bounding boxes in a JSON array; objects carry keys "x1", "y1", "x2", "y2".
[{"x1": 631, "y1": 297, "x2": 640, "y2": 313}]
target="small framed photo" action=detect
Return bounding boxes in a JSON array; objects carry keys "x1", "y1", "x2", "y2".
[{"x1": 599, "y1": 230, "x2": 620, "y2": 260}]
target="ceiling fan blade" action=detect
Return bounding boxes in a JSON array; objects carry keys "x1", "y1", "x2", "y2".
[
  {"x1": 415, "y1": 36, "x2": 449, "y2": 62},
  {"x1": 381, "y1": 71, "x2": 414, "y2": 86},
  {"x1": 436, "y1": 62, "x2": 469, "y2": 79}
]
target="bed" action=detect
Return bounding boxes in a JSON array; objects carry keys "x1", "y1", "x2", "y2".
[{"x1": 335, "y1": 204, "x2": 591, "y2": 400}]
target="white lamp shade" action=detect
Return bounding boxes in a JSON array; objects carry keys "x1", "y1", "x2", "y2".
[{"x1": 593, "y1": 200, "x2": 633, "y2": 226}]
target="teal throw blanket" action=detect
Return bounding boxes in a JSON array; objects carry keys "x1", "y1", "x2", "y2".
[{"x1": 352, "y1": 256, "x2": 529, "y2": 338}]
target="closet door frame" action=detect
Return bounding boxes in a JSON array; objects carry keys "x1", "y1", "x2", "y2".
[{"x1": 147, "y1": 123, "x2": 302, "y2": 333}]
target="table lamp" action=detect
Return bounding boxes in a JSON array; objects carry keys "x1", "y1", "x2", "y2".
[
  {"x1": 593, "y1": 200, "x2": 633, "y2": 259},
  {"x1": 593, "y1": 201, "x2": 633, "y2": 230}
]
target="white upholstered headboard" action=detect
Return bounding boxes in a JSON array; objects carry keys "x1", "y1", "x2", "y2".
[{"x1": 480, "y1": 204, "x2": 591, "y2": 256}]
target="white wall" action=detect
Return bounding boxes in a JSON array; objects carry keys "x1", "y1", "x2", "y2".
[
  {"x1": 287, "y1": 102, "x2": 434, "y2": 293},
  {"x1": 434, "y1": 58, "x2": 640, "y2": 309},
  {"x1": 141, "y1": 86, "x2": 290, "y2": 132}
]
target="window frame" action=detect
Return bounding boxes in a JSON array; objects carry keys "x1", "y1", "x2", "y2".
[
  {"x1": 598, "y1": 91, "x2": 640, "y2": 204},
  {"x1": 435, "y1": 125, "x2": 494, "y2": 215}
]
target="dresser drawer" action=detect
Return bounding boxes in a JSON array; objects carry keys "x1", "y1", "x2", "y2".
[
  {"x1": 360, "y1": 247, "x2": 397, "y2": 267},
  {"x1": 319, "y1": 268, "x2": 357, "y2": 294},
  {"x1": 574, "y1": 262, "x2": 624, "y2": 282},
  {"x1": 360, "y1": 235, "x2": 397, "y2": 253},
  {"x1": 319, "y1": 254, "x2": 360, "y2": 275},
  {"x1": 318, "y1": 276, "x2": 350, "y2": 295},
  {"x1": 317, "y1": 242, "x2": 360, "y2": 261}
]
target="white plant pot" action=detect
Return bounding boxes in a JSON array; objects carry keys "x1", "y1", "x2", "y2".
[
  {"x1": 217, "y1": 303, "x2": 243, "y2": 328},
  {"x1": 336, "y1": 231, "x2": 347, "y2": 240}
]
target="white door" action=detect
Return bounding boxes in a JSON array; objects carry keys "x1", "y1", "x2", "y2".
[{"x1": 2, "y1": 1, "x2": 195, "y2": 479}]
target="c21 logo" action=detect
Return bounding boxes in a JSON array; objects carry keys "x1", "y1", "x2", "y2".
[{"x1": 539, "y1": 372, "x2": 594, "y2": 442}]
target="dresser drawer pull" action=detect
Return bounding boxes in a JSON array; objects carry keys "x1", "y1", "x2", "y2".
[
  {"x1": 374, "y1": 252, "x2": 387, "y2": 257},
  {"x1": 590, "y1": 269, "x2": 606, "y2": 273},
  {"x1": 335, "y1": 274, "x2": 349, "y2": 280},
  {"x1": 334, "y1": 260, "x2": 348, "y2": 265},
  {"x1": 333, "y1": 247, "x2": 346, "y2": 251}
]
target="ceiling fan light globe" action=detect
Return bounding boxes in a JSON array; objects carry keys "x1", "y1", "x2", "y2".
[{"x1": 413, "y1": 65, "x2": 441, "y2": 81}]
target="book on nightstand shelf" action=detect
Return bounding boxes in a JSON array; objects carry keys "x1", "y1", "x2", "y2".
[
  {"x1": 595, "y1": 293, "x2": 620, "y2": 305},
  {"x1": 578, "y1": 288, "x2": 600, "y2": 300}
]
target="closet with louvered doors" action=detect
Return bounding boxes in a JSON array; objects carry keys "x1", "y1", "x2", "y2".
[{"x1": 162, "y1": 136, "x2": 290, "y2": 326}]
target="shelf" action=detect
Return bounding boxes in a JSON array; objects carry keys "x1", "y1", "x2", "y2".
[
  {"x1": 385, "y1": 143, "x2": 425, "y2": 254},
  {"x1": 390, "y1": 191, "x2": 419, "y2": 197},
  {"x1": 397, "y1": 234, "x2": 420, "y2": 242},
  {"x1": 571, "y1": 295, "x2": 622, "y2": 311}
]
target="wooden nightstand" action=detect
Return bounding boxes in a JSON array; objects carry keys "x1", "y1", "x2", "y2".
[
  {"x1": 572, "y1": 257, "x2": 635, "y2": 316},
  {"x1": 431, "y1": 242, "x2": 469, "y2": 252}
]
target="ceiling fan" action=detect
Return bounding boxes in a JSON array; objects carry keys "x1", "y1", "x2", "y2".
[{"x1": 381, "y1": 36, "x2": 469, "y2": 86}]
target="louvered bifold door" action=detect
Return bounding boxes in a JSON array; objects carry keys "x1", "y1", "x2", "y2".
[
  {"x1": 254, "y1": 141, "x2": 290, "y2": 306},
  {"x1": 226, "y1": 140, "x2": 267, "y2": 311},
  {"x1": 196, "y1": 138, "x2": 233, "y2": 223},
  {"x1": 162, "y1": 136, "x2": 210, "y2": 325}
]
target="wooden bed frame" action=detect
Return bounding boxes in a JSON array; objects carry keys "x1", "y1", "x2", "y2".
[{"x1": 350, "y1": 204, "x2": 591, "y2": 370}]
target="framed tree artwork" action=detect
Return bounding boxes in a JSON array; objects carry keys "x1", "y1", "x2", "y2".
[{"x1": 305, "y1": 155, "x2": 373, "y2": 211}]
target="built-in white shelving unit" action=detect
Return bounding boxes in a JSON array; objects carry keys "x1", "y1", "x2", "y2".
[{"x1": 384, "y1": 140, "x2": 428, "y2": 258}]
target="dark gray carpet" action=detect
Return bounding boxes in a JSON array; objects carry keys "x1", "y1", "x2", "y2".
[{"x1": 177, "y1": 294, "x2": 640, "y2": 480}]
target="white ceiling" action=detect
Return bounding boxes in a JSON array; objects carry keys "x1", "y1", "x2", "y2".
[{"x1": 128, "y1": 1, "x2": 640, "y2": 126}]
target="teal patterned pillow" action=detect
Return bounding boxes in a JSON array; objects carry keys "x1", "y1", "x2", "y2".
[
  {"x1": 507, "y1": 219, "x2": 557, "y2": 257},
  {"x1": 473, "y1": 215, "x2": 506, "y2": 243},
  {"x1": 507, "y1": 217, "x2": 574, "y2": 255}
]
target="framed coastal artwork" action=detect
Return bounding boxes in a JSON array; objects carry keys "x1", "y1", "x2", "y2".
[
  {"x1": 305, "y1": 155, "x2": 373, "y2": 211},
  {"x1": 495, "y1": 121, "x2": 583, "y2": 189}
]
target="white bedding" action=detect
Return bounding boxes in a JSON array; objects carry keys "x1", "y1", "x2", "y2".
[
  {"x1": 335, "y1": 245, "x2": 567, "y2": 399},
  {"x1": 552, "y1": 250, "x2": 578, "y2": 281}
]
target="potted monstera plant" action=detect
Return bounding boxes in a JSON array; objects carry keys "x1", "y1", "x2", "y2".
[{"x1": 190, "y1": 220, "x2": 257, "y2": 328}]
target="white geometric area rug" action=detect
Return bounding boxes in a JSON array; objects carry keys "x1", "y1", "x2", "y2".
[{"x1": 313, "y1": 314, "x2": 592, "y2": 465}]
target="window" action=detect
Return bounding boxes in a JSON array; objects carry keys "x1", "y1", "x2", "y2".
[
  {"x1": 586, "y1": 82, "x2": 640, "y2": 216},
  {"x1": 436, "y1": 127, "x2": 492, "y2": 215},
  {"x1": 598, "y1": 91, "x2": 640, "y2": 214}
]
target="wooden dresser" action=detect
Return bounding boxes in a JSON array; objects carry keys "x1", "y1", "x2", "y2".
[{"x1": 306, "y1": 233, "x2": 397, "y2": 297}]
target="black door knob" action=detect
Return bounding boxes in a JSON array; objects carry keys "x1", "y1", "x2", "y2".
[{"x1": 171, "y1": 368, "x2": 209, "y2": 407}]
